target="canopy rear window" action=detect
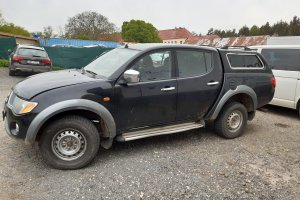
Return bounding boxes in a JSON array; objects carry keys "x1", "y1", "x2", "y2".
[{"x1": 227, "y1": 53, "x2": 264, "y2": 69}]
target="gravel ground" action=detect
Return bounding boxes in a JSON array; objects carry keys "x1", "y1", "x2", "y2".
[{"x1": 0, "y1": 68, "x2": 299, "y2": 200}]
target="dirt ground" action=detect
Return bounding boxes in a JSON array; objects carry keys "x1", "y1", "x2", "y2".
[{"x1": 0, "y1": 68, "x2": 299, "y2": 200}]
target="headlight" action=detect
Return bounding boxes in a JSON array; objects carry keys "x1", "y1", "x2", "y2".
[{"x1": 12, "y1": 96, "x2": 38, "y2": 115}]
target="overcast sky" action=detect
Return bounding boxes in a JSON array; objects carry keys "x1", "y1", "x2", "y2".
[{"x1": 1, "y1": 0, "x2": 299, "y2": 35}]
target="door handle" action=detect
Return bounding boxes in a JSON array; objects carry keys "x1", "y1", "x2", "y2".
[
  {"x1": 161, "y1": 87, "x2": 175, "y2": 91},
  {"x1": 207, "y1": 81, "x2": 219, "y2": 86}
]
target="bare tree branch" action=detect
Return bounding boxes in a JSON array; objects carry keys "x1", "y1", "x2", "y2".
[{"x1": 65, "y1": 11, "x2": 117, "y2": 40}]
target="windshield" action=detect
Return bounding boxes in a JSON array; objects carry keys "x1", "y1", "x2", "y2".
[
  {"x1": 18, "y1": 48, "x2": 47, "y2": 57},
  {"x1": 84, "y1": 48, "x2": 140, "y2": 77}
]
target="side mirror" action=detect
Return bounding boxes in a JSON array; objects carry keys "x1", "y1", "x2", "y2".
[
  {"x1": 7, "y1": 49, "x2": 12, "y2": 53},
  {"x1": 124, "y1": 69, "x2": 140, "y2": 83}
]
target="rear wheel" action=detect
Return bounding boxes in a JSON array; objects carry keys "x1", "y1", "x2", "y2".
[
  {"x1": 215, "y1": 102, "x2": 248, "y2": 139},
  {"x1": 39, "y1": 115, "x2": 100, "y2": 169}
]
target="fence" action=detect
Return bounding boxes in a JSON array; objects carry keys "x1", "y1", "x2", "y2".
[
  {"x1": 0, "y1": 38, "x2": 17, "y2": 59},
  {"x1": 44, "y1": 46, "x2": 113, "y2": 69},
  {"x1": 40, "y1": 38, "x2": 121, "y2": 48}
]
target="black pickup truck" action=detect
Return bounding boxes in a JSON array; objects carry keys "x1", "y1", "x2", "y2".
[{"x1": 3, "y1": 44, "x2": 275, "y2": 169}]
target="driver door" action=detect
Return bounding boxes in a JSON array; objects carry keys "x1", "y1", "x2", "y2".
[{"x1": 114, "y1": 50, "x2": 177, "y2": 131}]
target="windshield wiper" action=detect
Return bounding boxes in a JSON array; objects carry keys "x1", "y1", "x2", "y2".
[{"x1": 82, "y1": 69, "x2": 98, "y2": 76}]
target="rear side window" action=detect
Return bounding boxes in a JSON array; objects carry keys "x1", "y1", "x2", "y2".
[
  {"x1": 261, "y1": 49, "x2": 300, "y2": 71},
  {"x1": 17, "y1": 48, "x2": 47, "y2": 57},
  {"x1": 177, "y1": 50, "x2": 213, "y2": 78},
  {"x1": 227, "y1": 54, "x2": 263, "y2": 69}
]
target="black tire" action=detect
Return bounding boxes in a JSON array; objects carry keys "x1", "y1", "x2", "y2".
[
  {"x1": 9, "y1": 69, "x2": 15, "y2": 76},
  {"x1": 39, "y1": 115, "x2": 100, "y2": 170},
  {"x1": 214, "y1": 102, "x2": 248, "y2": 139}
]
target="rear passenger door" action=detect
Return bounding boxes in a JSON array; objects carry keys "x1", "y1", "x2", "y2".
[{"x1": 175, "y1": 49, "x2": 222, "y2": 121}]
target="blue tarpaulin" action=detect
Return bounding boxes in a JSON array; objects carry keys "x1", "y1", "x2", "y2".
[{"x1": 40, "y1": 38, "x2": 121, "y2": 48}]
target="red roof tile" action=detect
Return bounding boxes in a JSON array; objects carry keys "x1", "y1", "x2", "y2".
[
  {"x1": 185, "y1": 35, "x2": 269, "y2": 47},
  {"x1": 158, "y1": 28, "x2": 193, "y2": 40},
  {"x1": 185, "y1": 35, "x2": 220, "y2": 46}
]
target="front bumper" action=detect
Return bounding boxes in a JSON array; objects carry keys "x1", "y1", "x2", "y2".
[
  {"x1": 2, "y1": 103, "x2": 35, "y2": 141},
  {"x1": 10, "y1": 63, "x2": 51, "y2": 73}
]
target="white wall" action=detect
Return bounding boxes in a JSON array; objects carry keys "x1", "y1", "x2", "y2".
[{"x1": 267, "y1": 36, "x2": 300, "y2": 45}]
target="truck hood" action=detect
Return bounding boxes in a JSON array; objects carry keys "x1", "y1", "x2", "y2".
[{"x1": 13, "y1": 70, "x2": 98, "y2": 99}]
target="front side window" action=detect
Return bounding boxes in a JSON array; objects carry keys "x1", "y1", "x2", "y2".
[
  {"x1": 177, "y1": 50, "x2": 212, "y2": 78},
  {"x1": 130, "y1": 51, "x2": 172, "y2": 82},
  {"x1": 227, "y1": 54, "x2": 263, "y2": 68},
  {"x1": 261, "y1": 49, "x2": 300, "y2": 71}
]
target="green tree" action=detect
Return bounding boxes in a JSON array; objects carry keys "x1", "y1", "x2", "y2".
[
  {"x1": 0, "y1": 12, "x2": 5, "y2": 25},
  {"x1": 121, "y1": 20, "x2": 161, "y2": 43},
  {"x1": 249, "y1": 25, "x2": 260, "y2": 36},
  {"x1": 224, "y1": 29, "x2": 238, "y2": 37},
  {"x1": 0, "y1": 23, "x2": 30, "y2": 37},
  {"x1": 238, "y1": 26, "x2": 250, "y2": 36},
  {"x1": 207, "y1": 28, "x2": 237, "y2": 37},
  {"x1": 273, "y1": 21, "x2": 289, "y2": 36},
  {"x1": 260, "y1": 22, "x2": 273, "y2": 35},
  {"x1": 207, "y1": 28, "x2": 214, "y2": 35},
  {"x1": 65, "y1": 11, "x2": 116, "y2": 40},
  {"x1": 289, "y1": 16, "x2": 300, "y2": 36},
  {"x1": 43, "y1": 26, "x2": 53, "y2": 38}
]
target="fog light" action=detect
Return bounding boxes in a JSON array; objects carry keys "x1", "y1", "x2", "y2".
[{"x1": 10, "y1": 122, "x2": 19, "y2": 136}]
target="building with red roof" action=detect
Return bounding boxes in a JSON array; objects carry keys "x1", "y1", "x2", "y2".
[{"x1": 158, "y1": 27, "x2": 193, "y2": 44}]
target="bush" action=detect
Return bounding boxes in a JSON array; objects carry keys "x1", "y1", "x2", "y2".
[
  {"x1": 0, "y1": 59, "x2": 9, "y2": 67},
  {"x1": 52, "y1": 66, "x2": 64, "y2": 71}
]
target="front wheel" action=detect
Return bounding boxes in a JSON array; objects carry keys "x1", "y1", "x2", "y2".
[
  {"x1": 39, "y1": 115, "x2": 100, "y2": 169},
  {"x1": 214, "y1": 102, "x2": 248, "y2": 139}
]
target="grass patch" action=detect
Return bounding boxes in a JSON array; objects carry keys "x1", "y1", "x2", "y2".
[
  {"x1": 0, "y1": 59, "x2": 9, "y2": 68},
  {"x1": 52, "y1": 66, "x2": 64, "y2": 71}
]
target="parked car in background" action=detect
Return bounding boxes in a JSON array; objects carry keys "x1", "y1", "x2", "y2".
[
  {"x1": 250, "y1": 45, "x2": 300, "y2": 115},
  {"x1": 8, "y1": 45, "x2": 52, "y2": 76}
]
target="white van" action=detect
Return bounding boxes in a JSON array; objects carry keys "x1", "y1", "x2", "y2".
[{"x1": 250, "y1": 45, "x2": 300, "y2": 114}]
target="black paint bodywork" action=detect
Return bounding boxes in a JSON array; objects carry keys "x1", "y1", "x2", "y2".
[{"x1": 3, "y1": 44, "x2": 275, "y2": 141}]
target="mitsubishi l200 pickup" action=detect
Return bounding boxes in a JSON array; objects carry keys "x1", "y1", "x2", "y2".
[{"x1": 3, "y1": 44, "x2": 275, "y2": 169}]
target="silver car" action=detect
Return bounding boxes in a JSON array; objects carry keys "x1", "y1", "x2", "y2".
[{"x1": 9, "y1": 45, "x2": 52, "y2": 76}]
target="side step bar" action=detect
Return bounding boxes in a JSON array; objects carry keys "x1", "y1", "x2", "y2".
[{"x1": 116, "y1": 121, "x2": 205, "y2": 142}]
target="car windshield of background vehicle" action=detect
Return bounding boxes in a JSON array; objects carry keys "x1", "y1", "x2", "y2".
[
  {"x1": 84, "y1": 48, "x2": 140, "y2": 78},
  {"x1": 261, "y1": 49, "x2": 300, "y2": 71},
  {"x1": 18, "y1": 48, "x2": 47, "y2": 57}
]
